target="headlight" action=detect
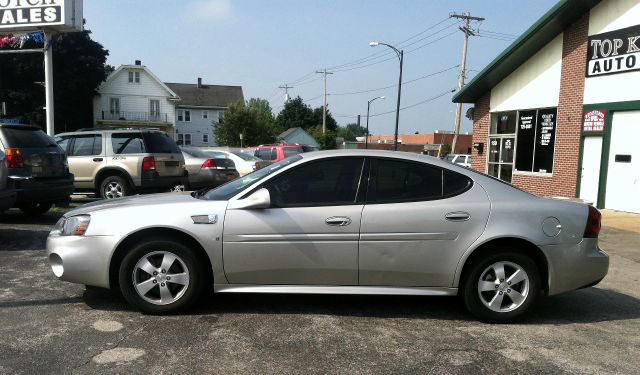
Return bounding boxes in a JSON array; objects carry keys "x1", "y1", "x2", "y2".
[{"x1": 52, "y1": 215, "x2": 91, "y2": 236}]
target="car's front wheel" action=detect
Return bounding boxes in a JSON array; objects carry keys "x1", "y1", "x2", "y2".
[
  {"x1": 119, "y1": 238, "x2": 205, "y2": 314},
  {"x1": 462, "y1": 250, "x2": 540, "y2": 323}
]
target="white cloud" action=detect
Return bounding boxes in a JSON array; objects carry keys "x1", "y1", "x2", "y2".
[{"x1": 187, "y1": 0, "x2": 233, "y2": 21}]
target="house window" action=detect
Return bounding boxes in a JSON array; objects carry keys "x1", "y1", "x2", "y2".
[
  {"x1": 202, "y1": 111, "x2": 209, "y2": 120},
  {"x1": 203, "y1": 134, "x2": 209, "y2": 143},
  {"x1": 218, "y1": 111, "x2": 224, "y2": 123},
  {"x1": 488, "y1": 108, "x2": 557, "y2": 182},
  {"x1": 177, "y1": 110, "x2": 183, "y2": 122},
  {"x1": 184, "y1": 133, "x2": 192, "y2": 145},
  {"x1": 128, "y1": 71, "x2": 140, "y2": 83},
  {"x1": 149, "y1": 100, "x2": 160, "y2": 121},
  {"x1": 109, "y1": 98, "x2": 120, "y2": 116},
  {"x1": 184, "y1": 110, "x2": 191, "y2": 122}
]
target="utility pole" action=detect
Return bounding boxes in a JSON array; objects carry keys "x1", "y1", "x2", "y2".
[
  {"x1": 278, "y1": 84, "x2": 293, "y2": 104},
  {"x1": 450, "y1": 12, "x2": 484, "y2": 154},
  {"x1": 316, "y1": 68, "x2": 333, "y2": 134}
]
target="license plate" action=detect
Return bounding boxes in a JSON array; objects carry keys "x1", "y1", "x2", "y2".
[{"x1": 165, "y1": 161, "x2": 179, "y2": 167}]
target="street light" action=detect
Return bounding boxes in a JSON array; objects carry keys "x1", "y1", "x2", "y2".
[
  {"x1": 365, "y1": 96, "x2": 385, "y2": 149},
  {"x1": 370, "y1": 41, "x2": 403, "y2": 151}
]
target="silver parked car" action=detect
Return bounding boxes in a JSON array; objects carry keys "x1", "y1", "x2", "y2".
[
  {"x1": 180, "y1": 147, "x2": 239, "y2": 190},
  {"x1": 46, "y1": 150, "x2": 608, "y2": 322}
]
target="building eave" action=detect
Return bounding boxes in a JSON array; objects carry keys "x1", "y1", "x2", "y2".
[{"x1": 452, "y1": 0, "x2": 601, "y2": 104}]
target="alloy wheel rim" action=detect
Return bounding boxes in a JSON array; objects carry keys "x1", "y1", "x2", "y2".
[
  {"x1": 132, "y1": 251, "x2": 190, "y2": 305},
  {"x1": 170, "y1": 185, "x2": 185, "y2": 192},
  {"x1": 105, "y1": 181, "x2": 123, "y2": 199},
  {"x1": 477, "y1": 261, "x2": 530, "y2": 313}
]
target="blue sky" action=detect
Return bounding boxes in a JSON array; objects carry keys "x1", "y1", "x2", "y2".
[{"x1": 85, "y1": 0, "x2": 558, "y2": 135}]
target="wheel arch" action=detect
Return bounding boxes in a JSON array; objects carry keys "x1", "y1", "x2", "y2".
[
  {"x1": 95, "y1": 167, "x2": 135, "y2": 192},
  {"x1": 108, "y1": 227, "x2": 213, "y2": 292},
  {"x1": 455, "y1": 237, "x2": 549, "y2": 295}
]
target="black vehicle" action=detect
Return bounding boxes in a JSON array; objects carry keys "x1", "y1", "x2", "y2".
[{"x1": 0, "y1": 124, "x2": 74, "y2": 215}]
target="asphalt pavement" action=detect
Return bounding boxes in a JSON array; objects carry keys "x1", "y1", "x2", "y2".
[{"x1": 0, "y1": 203, "x2": 639, "y2": 374}]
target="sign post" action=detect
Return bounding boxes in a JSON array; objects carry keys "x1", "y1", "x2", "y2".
[{"x1": 0, "y1": 0, "x2": 83, "y2": 135}]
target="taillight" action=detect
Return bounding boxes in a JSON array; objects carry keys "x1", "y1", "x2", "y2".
[
  {"x1": 584, "y1": 205, "x2": 602, "y2": 238},
  {"x1": 142, "y1": 156, "x2": 156, "y2": 171},
  {"x1": 201, "y1": 159, "x2": 217, "y2": 169},
  {"x1": 5, "y1": 148, "x2": 24, "y2": 168}
]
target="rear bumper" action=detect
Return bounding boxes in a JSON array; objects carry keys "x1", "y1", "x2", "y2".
[
  {"x1": 139, "y1": 171, "x2": 187, "y2": 192},
  {"x1": 188, "y1": 169, "x2": 239, "y2": 189},
  {"x1": 0, "y1": 188, "x2": 17, "y2": 211},
  {"x1": 541, "y1": 238, "x2": 609, "y2": 295},
  {"x1": 10, "y1": 174, "x2": 74, "y2": 204}
]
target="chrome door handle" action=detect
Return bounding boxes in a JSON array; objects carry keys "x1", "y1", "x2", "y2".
[
  {"x1": 325, "y1": 216, "x2": 352, "y2": 226},
  {"x1": 445, "y1": 212, "x2": 470, "y2": 222}
]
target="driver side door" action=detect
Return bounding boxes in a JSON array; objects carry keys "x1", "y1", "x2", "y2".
[{"x1": 222, "y1": 157, "x2": 366, "y2": 285}]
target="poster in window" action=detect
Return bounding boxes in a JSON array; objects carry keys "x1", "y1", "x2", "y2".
[
  {"x1": 515, "y1": 110, "x2": 537, "y2": 171},
  {"x1": 533, "y1": 108, "x2": 557, "y2": 173}
]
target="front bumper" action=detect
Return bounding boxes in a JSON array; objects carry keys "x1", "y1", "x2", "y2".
[
  {"x1": 541, "y1": 238, "x2": 609, "y2": 295},
  {"x1": 46, "y1": 234, "x2": 118, "y2": 289}
]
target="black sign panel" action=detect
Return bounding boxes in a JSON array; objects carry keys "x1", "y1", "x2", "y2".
[
  {"x1": 515, "y1": 110, "x2": 537, "y2": 172},
  {"x1": 587, "y1": 24, "x2": 640, "y2": 77},
  {"x1": 533, "y1": 108, "x2": 557, "y2": 173}
]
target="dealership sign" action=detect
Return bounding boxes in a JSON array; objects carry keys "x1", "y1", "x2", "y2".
[
  {"x1": 0, "y1": 0, "x2": 82, "y2": 32},
  {"x1": 583, "y1": 109, "x2": 606, "y2": 132},
  {"x1": 587, "y1": 24, "x2": 640, "y2": 77}
]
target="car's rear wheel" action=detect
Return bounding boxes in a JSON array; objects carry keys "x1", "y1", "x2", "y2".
[
  {"x1": 19, "y1": 202, "x2": 53, "y2": 216},
  {"x1": 118, "y1": 238, "x2": 204, "y2": 314},
  {"x1": 100, "y1": 175, "x2": 131, "y2": 199},
  {"x1": 462, "y1": 250, "x2": 540, "y2": 323}
]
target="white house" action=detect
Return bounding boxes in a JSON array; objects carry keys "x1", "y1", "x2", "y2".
[
  {"x1": 93, "y1": 60, "x2": 179, "y2": 135},
  {"x1": 94, "y1": 62, "x2": 244, "y2": 146},
  {"x1": 166, "y1": 79, "x2": 244, "y2": 147}
]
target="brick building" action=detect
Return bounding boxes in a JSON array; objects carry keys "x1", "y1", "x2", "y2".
[
  {"x1": 365, "y1": 131, "x2": 473, "y2": 155},
  {"x1": 453, "y1": 0, "x2": 640, "y2": 214}
]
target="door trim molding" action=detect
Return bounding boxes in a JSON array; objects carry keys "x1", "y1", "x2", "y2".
[{"x1": 214, "y1": 284, "x2": 458, "y2": 296}]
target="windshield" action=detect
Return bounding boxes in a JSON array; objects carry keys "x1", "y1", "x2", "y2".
[
  {"x1": 202, "y1": 155, "x2": 303, "y2": 201},
  {"x1": 232, "y1": 151, "x2": 259, "y2": 161}
]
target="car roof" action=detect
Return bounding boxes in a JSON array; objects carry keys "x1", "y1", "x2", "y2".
[{"x1": 56, "y1": 128, "x2": 166, "y2": 136}]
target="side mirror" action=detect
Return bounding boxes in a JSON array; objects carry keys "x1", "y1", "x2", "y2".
[{"x1": 227, "y1": 188, "x2": 271, "y2": 210}]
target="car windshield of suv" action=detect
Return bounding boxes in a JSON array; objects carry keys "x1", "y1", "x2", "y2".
[
  {"x1": 142, "y1": 132, "x2": 181, "y2": 154},
  {"x1": 232, "y1": 151, "x2": 259, "y2": 161},
  {"x1": 2, "y1": 127, "x2": 56, "y2": 148},
  {"x1": 201, "y1": 155, "x2": 302, "y2": 201}
]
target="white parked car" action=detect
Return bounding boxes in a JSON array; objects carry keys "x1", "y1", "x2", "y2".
[
  {"x1": 444, "y1": 154, "x2": 472, "y2": 168},
  {"x1": 202, "y1": 149, "x2": 270, "y2": 176}
]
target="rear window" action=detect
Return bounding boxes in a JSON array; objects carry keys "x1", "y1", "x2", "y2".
[
  {"x1": 232, "y1": 151, "x2": 259, "y2": 161},
  {"x1": 1, "y1": 127, "x2": 55, "y2": 148},
  {"x1": 182, "y1": 148, "x2": 211, "y2": 158},
  {"x1": 204, "y1": 151, "x2": 228, "y2": 159},
  {"x1": 142, "y1": 132, "x2": 181, "y2": 154},
  {"x1": 284, "y1": 147, "x2": 303, "y2": 158}
]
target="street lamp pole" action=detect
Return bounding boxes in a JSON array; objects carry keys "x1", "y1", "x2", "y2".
[
  {"x1": 366, "y1": 96, "x2": 385, "y2": 149},
  {"x1": 370, "y1": 41, "x2": 403, "y2": 151}
]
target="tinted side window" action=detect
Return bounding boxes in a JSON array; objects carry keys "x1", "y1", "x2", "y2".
[
  {"x1": 111, "y1": 133, "x2": 145, "y2": 154},
  {"x1": 56, "y1": 136, "x2": 71, "y2": 153},
  {"x1": 368, "y1": 159, "x2": 443, "y2": 203},
  {"x1": 265, "y1": 158, "x2": 364, "y2": 207},
  {"x1": 70, "y1": 135, "x2": 102, "y2": 156},
  {"x1": 443, "y1": 170, "x2": 473, "y2": 197},
  {"x1": 256, "y1": 148, "x2": 276, "y2": 161}
]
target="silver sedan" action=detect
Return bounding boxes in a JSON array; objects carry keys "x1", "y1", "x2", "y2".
[{"x1": 46, "y1": 150, "x2": 609, "y2": 322}]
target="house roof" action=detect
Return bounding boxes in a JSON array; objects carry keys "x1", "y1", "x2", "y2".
[
  {"x1": 452, "y1": 0, "x2": 601, "y2": 103},
  {"x1": 278, "y1": 127, "x2": 301, "y2": 139},
  {"x1": 99, "y1": 64, "x2": 179, "y2": 98},
  {"x1": 165, "y1": 83, "x2": 244, "y2": 108}
]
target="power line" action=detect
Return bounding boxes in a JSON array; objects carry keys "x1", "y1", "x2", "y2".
[
  {"x1": 333, "y1": 89, "x2": 455, "y2": 118},
  {"x1": 330, "y1": 65, "x2": 459, "y2": 96}
]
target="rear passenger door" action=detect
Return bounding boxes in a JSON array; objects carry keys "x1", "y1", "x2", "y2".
[
  {"x1": 67, "y1": 134, "x2": 105, "y2": 189},
  {"x1": 359, "y1": 158, "x2": 490, "y2": 287}
]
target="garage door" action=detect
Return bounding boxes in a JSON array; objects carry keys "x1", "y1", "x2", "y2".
[{"x1": 605, "y1": 111, "x2": 640, "y2": 214}]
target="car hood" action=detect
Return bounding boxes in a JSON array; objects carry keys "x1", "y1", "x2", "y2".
[{"x1": 64, "y1": 192, "x2": 207, "y2": 217}]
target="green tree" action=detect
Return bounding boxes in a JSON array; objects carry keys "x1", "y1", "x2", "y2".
[
  {"x1": 440, "y1": 143, "x2": 452, "y2": 156},
  {"x1": 311, "y1": 106, "x2": 338, "y2": 132},
  {"x1": 337, "y1": 122, "x2": 368, "y2": 141},
  {"x1": 308, "y1": 125, "x2": 337, "y2": 150},
  {"x1": 274, "y1": 96, "x2": 314, "y2": 131},
  {"x1": 0, "y1": 30, "x2": 109, "y2": 133},
  {"x1": 213, "y1": 98, "x2": 277, "y2": 147}
]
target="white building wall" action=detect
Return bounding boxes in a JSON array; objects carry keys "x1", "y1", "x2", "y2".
[
  {"x1": 490, "y1": 34, "x2": 564, "y2": 112},
  {"x1": 176, "y1": 108, "x2": 224, "y2": 147},
  {"x1": 584, "y1": 0, "x2": 640, "y2": 104},
  {"x1": 93, "y1": 66, "x2": 176, "y2": 126}
]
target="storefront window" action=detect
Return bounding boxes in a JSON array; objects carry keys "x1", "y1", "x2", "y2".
[{"x1": 488, "y1": 108, "x2": 557, "y2": 182}]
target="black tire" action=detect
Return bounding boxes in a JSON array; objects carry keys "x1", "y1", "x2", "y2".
[
  {"x1": 118, "y1": 237, "x2": 205, "y2": 314},
  {"x1": 19, "y1": 202, "x2": 53, "y2": 216},
  {"x1": 462, "y1": 249, "x2": 540, "y2": 323},
  {"x1": 99, "y1": 175, "x2": 131, "y2": 199}
]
